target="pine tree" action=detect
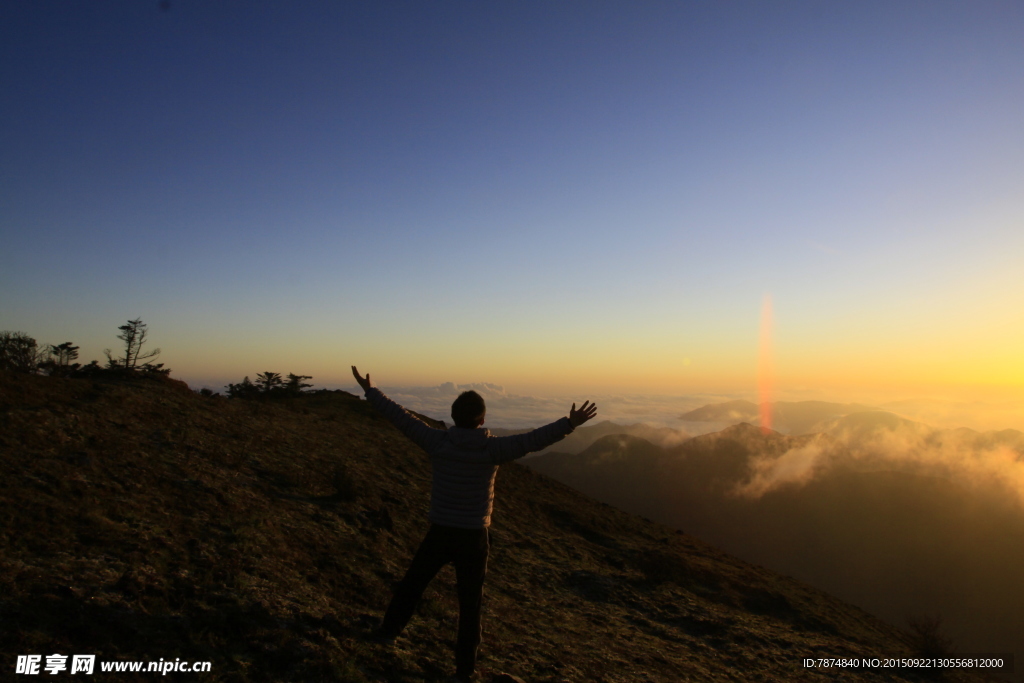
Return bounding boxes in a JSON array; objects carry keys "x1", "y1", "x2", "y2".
[
  {"x1": 255, "y1": 371, "x2": 284, "y2": 393},
  {"x1": 105, "y1": 318, "x2": 160, "y2": 370},
  {"x1": 225, "y1": 376, "x2": 259, "y2": 399},
  {"x1": 51, "y1": 342, "x2": 80, "y2": 370},
  {"x1": 284, "y1": 373, "x2": 313, "y2": 394}
]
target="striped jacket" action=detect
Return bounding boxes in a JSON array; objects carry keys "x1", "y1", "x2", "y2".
[{"x1": 364, "y1": 387, "x2": 574, "y2": 528}]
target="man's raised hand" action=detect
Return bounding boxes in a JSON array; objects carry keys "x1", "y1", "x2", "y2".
[
  {"x1": 569, "y1": 400, "x2": 597, "y2": 428},
  {"x1": 351, "y1": 366, "x2": 373, "y2": 392}
]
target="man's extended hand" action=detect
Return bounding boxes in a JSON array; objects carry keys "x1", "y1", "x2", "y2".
[
  {"x1": 351, "y1": 366, "x2": 373, "y2": 392},
  {"x1": 569, "y1": 400, "x2": 597, "y2": 428}
]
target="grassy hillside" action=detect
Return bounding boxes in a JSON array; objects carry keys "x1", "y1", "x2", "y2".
[
  {"x1": 527, "y1": 425, "x2": 1023, "y2": 681},
  {"x1": 0, "y1": 372, "x2": 996, "y2": 682}
]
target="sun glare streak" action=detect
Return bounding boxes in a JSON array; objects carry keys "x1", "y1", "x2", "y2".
[{"x1": 758, "y1": 294, "x2": 773, "y2": 434}]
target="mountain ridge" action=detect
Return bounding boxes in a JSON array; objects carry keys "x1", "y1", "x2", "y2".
[
  {"x1": 0, "y1": 372, "x2": 993, "y2": 682},
  {"x1": 526, "y1": 413, "x2": 1024, "y2": 680},
  {"x1": 679, "y1": 400, "x2": 882, "y2": 435}
]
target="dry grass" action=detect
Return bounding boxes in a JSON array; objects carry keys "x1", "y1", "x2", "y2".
[{"x1": 0, "y1": 372, "x2": 996, "y2": 682}]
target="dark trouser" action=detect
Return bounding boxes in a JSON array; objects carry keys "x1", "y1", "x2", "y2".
[{"x1": 380, "y1": 524, "x2": 490, "y2": 677}]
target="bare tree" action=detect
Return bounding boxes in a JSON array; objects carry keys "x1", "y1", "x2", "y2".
[
  {"x1": 906, "y1": 614, "x2": 955, "y2": 658},
  {"x1": 0, "y1": 331, "x2": 40, "y2": 372},
  {"x1": 105, "y1": 318, "x2": 160, "y2": 370}
]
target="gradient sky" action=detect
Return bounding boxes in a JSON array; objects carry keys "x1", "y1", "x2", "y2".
[{"x1": 3, "y1": 1, "x2": 1023, "y2": 401}]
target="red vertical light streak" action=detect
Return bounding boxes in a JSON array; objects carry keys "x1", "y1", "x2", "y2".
[{"x1": 758, "y1": 294, "x2": 773, "y2": 434}]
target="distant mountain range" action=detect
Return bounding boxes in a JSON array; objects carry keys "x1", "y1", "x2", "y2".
[
  {"x1": 526, "y1": 414, "x2": 1024, "y2": 676},
  {"x1": 492, "y1": 420, "x2": 690, "y2": 457},
  {"x1": 678, "y1": 399, "x2": 880, "y2": 434}
]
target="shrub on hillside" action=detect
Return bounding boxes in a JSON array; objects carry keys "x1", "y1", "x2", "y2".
[
  {"x1": 906, "y1": 614, "x2": 955, "y2": 658},
  {"x1": 226, "y1": 372, "x2": 314, "y2": 399},
  {"x1": 0, "y1": 331, "x2": 42, "y2": 373},
  {"x1": 38, "y1": 342, "x2": 81, "y2": 376}
]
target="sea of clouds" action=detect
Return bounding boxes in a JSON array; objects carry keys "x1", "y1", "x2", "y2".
[
  {"x1": 734, "y1": 419, "x2": 1024, "y2": 506},
  {"x1": 346, "y1": 381, "x2": 741, "y2": 431},
  {"x1": 362, "y1": 381, "x2": 1024, "y2": 508}
]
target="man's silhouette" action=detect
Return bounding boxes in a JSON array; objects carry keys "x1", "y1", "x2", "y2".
[{"x1": 351, "y1": 366, "x2": 596, "y2": 682}]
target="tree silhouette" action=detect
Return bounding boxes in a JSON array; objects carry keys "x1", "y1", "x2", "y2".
[
  {"x1": 38, "y1": 342, "x2": 81, "y2": 376},
  {"x1": 226, "y1": 372, "x2": 312, "y2": 399},
  {"x1": 284, "y1": 373, "x2": 313, "y2": 394},
  {"x1": 906, "y1": 614, "x2": 955, "y2": 658},
  {"x1": 53, "y1": 342, "x2": 79, "y2": 366},
  {"x1": 0, "y1": 331, "x2": 40, "y2": 372},
  {"x1": 226, "y1": 376, "x2": 259, "y2": 399},
  {"x1": 105, "y1": 318, "x2": 160, "y2": 370},
  {"x1": 255, "y1": 371, "x2": 284, "y2": 393}
]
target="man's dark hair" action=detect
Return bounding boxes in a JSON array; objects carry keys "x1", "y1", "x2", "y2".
[{"x1": 451, "y1": 390, "x2": 486, "y2": 428}]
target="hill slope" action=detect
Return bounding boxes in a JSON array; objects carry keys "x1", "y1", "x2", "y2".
[
  {"x1": 527, "y1": 422, "x2": 1024, "y2": 680},
  {"x1": 0, "y1": 373, "x2": 993, "y2": 682}
]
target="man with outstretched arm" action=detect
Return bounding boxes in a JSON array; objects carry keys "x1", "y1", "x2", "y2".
[{"x1": 351, "y1": 366, "x2": 597, "y2": 683}]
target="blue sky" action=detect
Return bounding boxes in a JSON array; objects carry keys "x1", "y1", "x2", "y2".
[{"x1": 2, "y1": 1, "x2": 1023, "y2": 400}]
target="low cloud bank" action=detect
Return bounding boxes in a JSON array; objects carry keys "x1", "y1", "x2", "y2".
[
  {"x1": 368, "y1": 383, "x2": 738, "y2": 431},
  {"x1": 879, "y1": 397, "x2": 1024, "y2": 433},
  {"x1": 735, "y1": 421, "x2": 1024, "y2": 506}
]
